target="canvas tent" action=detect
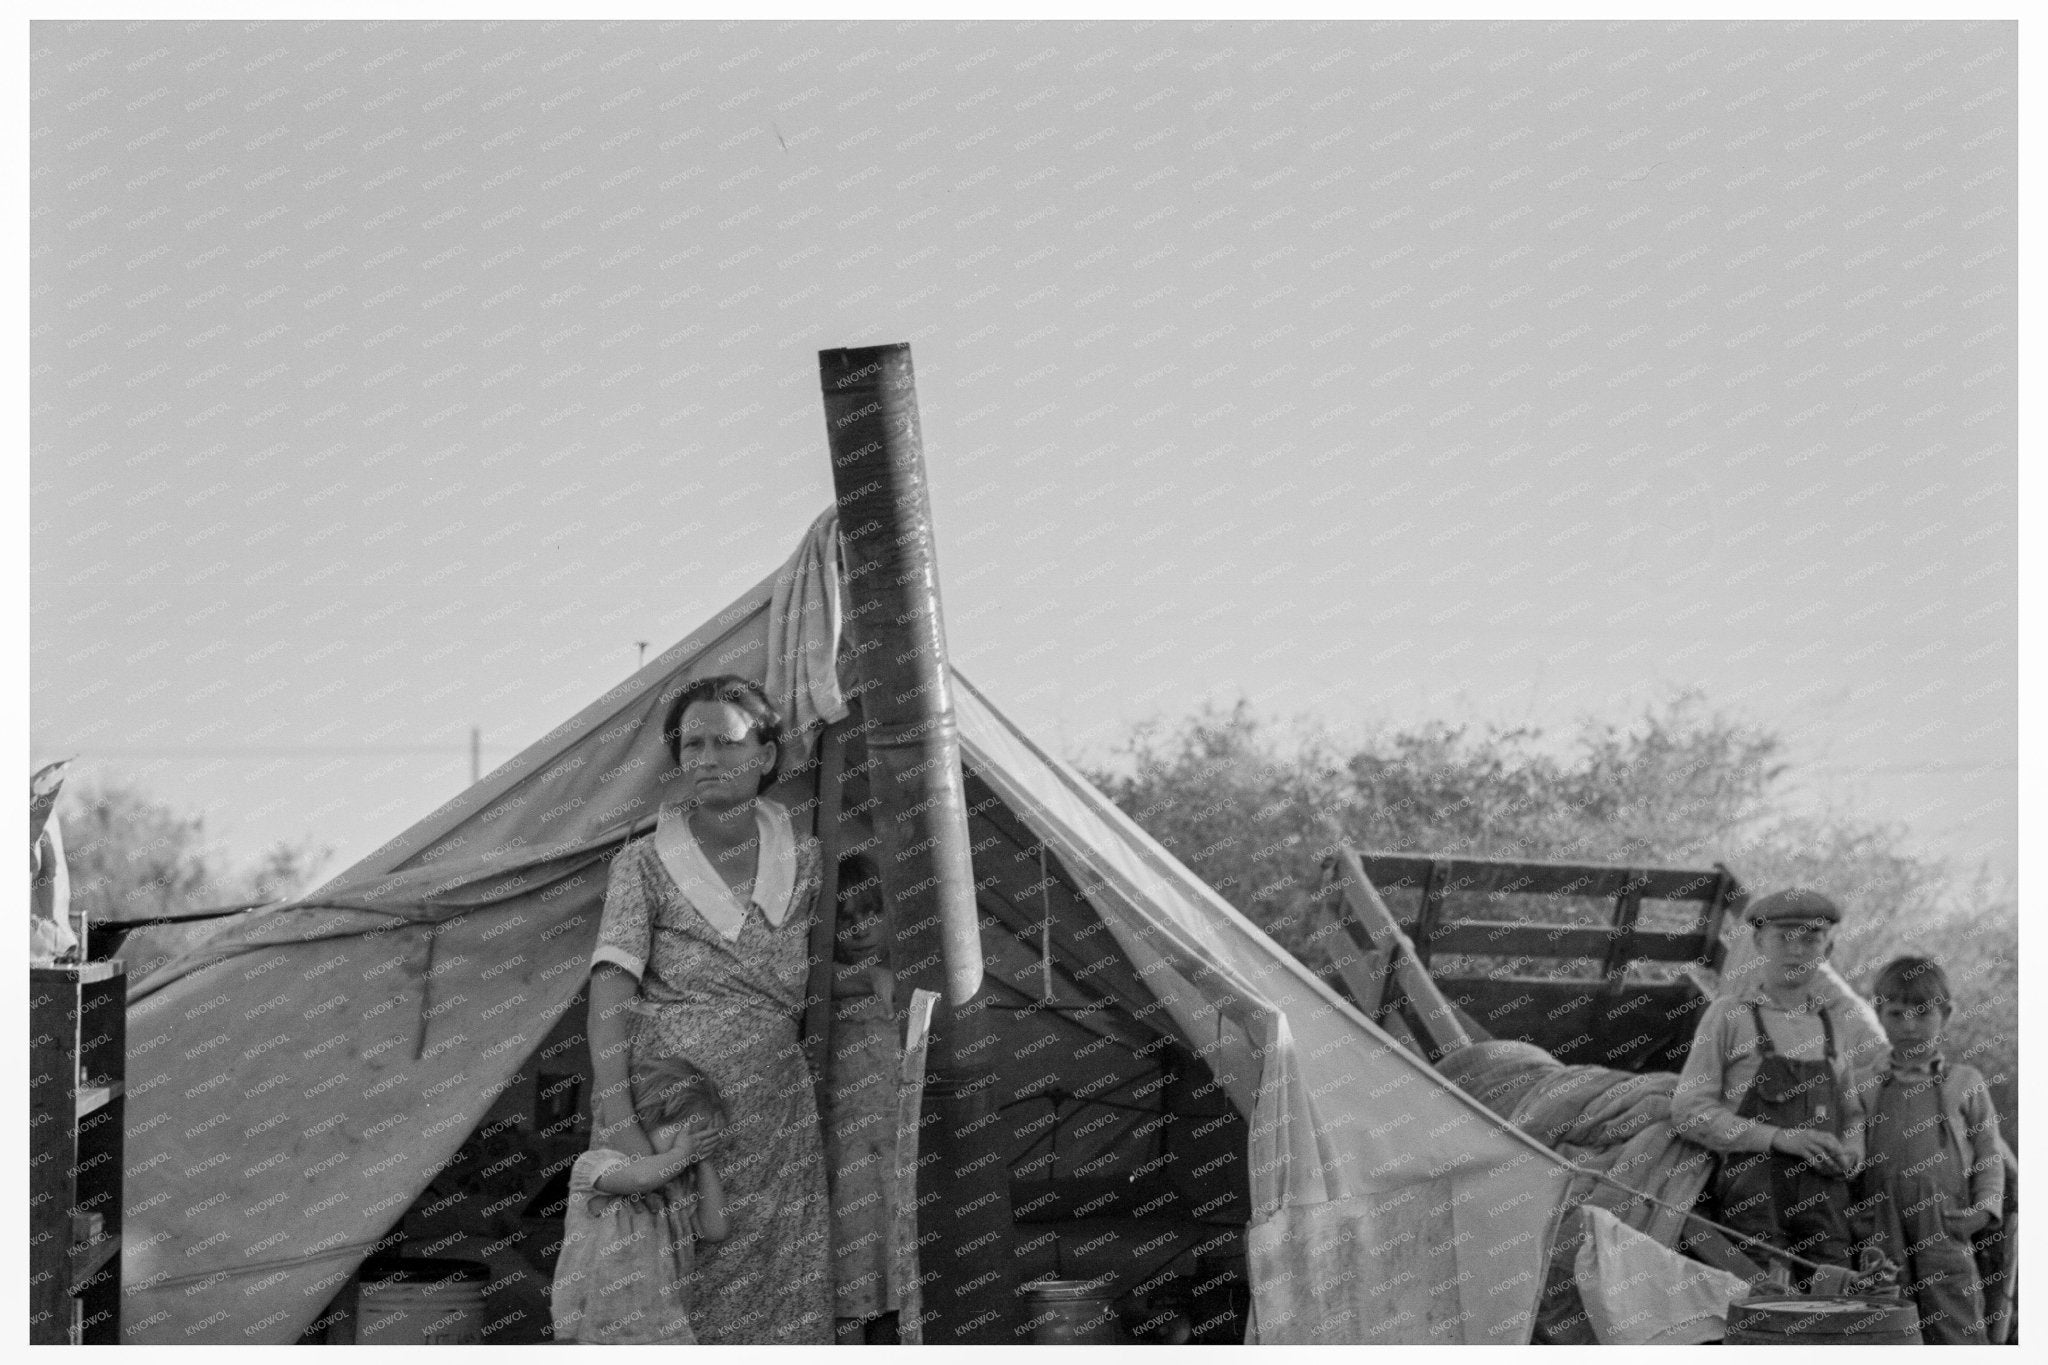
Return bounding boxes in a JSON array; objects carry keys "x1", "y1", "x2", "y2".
[{"x1": 117, "y1": 513, "x2": 1576, "y2": 1344}]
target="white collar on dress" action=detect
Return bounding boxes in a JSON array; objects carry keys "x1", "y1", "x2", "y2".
[{"x1": 652, "y1": 797, "x2": 797, "y2": 942}]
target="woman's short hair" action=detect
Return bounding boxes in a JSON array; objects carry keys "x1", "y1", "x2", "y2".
[
  {"x1": 632, "y1": 1055, "x2": 729, "y2": 1133},
  {"x1": 659, "y1": 674, "x2": 784, "y2": 792},
  {"x1": 1871, "y1": 955, "x2": 1953, "y2": 1012}
]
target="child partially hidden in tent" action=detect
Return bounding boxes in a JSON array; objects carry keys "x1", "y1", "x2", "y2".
[
  {"x1": 825, "y1": 852, "x2": 902, "y2": 1343},
  {"x1": 550, "y1": 1057, "x2": 731, "y2": 1343}
]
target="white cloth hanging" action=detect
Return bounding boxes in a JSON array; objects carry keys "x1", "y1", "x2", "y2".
[
  {"x1": 1575, "y1": 1204, "x2": 1751, "y2": 1345},
  {"x1": 763, "y1": 506, "x2": 848, "y2": 763}
]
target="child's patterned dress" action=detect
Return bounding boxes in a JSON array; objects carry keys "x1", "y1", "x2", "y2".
[{"x1": 549, "y1": 1148, "x2": 698, "y2": 1344}]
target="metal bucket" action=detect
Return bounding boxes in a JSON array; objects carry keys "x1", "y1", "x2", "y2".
[
  {"x1": 357, "y1": 1257, "x2": 490, "y2": 1345},
  {"x1": 1724, "y1": 1295, "x2": 1921, "y2": 1345},
  {"x1": 1019, "y1": 1277, "x2": 1119, "y2": 1344}
]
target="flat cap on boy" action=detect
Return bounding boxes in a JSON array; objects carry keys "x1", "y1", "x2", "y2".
[{"x1": 1744, "y1": 887, "x2": 1842, "y2": 925}]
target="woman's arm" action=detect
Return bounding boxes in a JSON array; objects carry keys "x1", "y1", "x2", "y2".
[
  {"x1": 691, "y1": 1161, "x2": 730, "y2": 1243},
  {"x1": 589, "y1": 849, "x2": 656, "y2": 1158},
  {"x1": 588, "y1": 962, "x2": 653, "y2": 1158}
]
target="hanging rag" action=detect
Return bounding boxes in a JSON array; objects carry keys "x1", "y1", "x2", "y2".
[
  {"x1": 764, "y1": 506, "x2": 848, "y2": 761},
  {"x1": 1575, "y1": 1205, "x2": 1751, "y2": 1344},
  {"x1": 30, "y1": 761, "x2": 77, "y2": 962},
  {"x1": 31, "y1": 816, "x2": 77, "y2": 962}
]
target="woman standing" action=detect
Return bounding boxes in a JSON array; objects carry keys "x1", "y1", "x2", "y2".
[{"x1": 585, "y1": 675, "x2": 831, "y2": 1343}]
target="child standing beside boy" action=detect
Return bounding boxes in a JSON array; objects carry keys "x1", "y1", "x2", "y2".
[
  {"x1": 1857, "y1": 955, "x2": 2006, "y2": 1344},
  {"x1": 1674, "y1": 888, "x2": 1872, "y2": 1285},
  {"x1": 550, "y1": 1056, "x2": 731, "y2": 1344}
]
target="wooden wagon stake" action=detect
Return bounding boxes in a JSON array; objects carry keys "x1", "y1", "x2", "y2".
[{"x1": 1318, "y1": 816, "x2": 1474, "y2": 1061}]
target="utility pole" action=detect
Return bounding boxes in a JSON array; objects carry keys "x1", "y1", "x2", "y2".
[
  {"x1": 635, "y1": 641, "x2": 648, "y2": 670},
  {"x1": 470, "y1": 726, "x2": 480, "y2": 785}
]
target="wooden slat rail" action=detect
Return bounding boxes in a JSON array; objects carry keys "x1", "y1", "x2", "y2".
[
  {"x1": 1398, "y1": 920, "x2": 1706, "y2": 963},
  {"x1": 1353, "y1": 853, "x2": 1728, "y2": 905},
  {"x1": 1354, "y1": 852, "x2": 1732, "y2": 981}
]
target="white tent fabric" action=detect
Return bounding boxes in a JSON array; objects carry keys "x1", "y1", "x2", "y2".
[
  {"x1": 954, "y1": 676, "x2": 1576, "y2": 1343},
  {"x1": 116, "y1": 514, "x2": 1574, "y2": 1344}
]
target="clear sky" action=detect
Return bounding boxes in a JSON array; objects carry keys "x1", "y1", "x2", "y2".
[{"x1": 30, "y1": 19, "x2": 2016, "y2": 892}]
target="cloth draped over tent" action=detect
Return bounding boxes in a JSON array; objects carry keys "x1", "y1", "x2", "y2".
[
  {"x1": 763, "y1": 505, "x2": 848, "y2": 761},
  {"x1": 118, "y1": 511, "x2": 1576, "y2": 1345}
]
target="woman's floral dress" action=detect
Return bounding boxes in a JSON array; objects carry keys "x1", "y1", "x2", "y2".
[{"x1": 594, "y1": 833, "x2": 831, "y2": 1344}]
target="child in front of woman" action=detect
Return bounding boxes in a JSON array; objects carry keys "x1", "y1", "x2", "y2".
[{"x1": 550, "y1": 1056, "x2": 731, "y2": 1344}]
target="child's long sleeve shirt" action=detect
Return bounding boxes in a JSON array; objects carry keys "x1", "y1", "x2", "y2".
[{"x1": 1672, "y1": 984, "x2": 1868, "y2": 1162}]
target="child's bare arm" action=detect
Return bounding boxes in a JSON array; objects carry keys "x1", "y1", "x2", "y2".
[
  {"x1": 592, "y1": 1142, "x2": 695, "y2": 1197},
  {"x1": 691, "y1": 1161, "x2": 731, "y2": 1243}
]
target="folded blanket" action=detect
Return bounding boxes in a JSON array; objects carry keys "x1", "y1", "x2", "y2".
[
  {"x1": 1439, "y1": 1042, "x2": 1713, "y2": 1246},
  {"x1": 1513, "y1": 1066, "x2": 1671, "y2": 1151},
  {"x1": 1435, "y1": 1039, "x2": 1557, "y2": 1121}
]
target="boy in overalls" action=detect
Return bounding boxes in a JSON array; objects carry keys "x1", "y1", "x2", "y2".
[
  {"x1": 1856, "y1": 956, "x2": 2006, "y2": 1342},
  {"x1": 1674, "y1": 889, "x2": 1869, "y2": 1285}
]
